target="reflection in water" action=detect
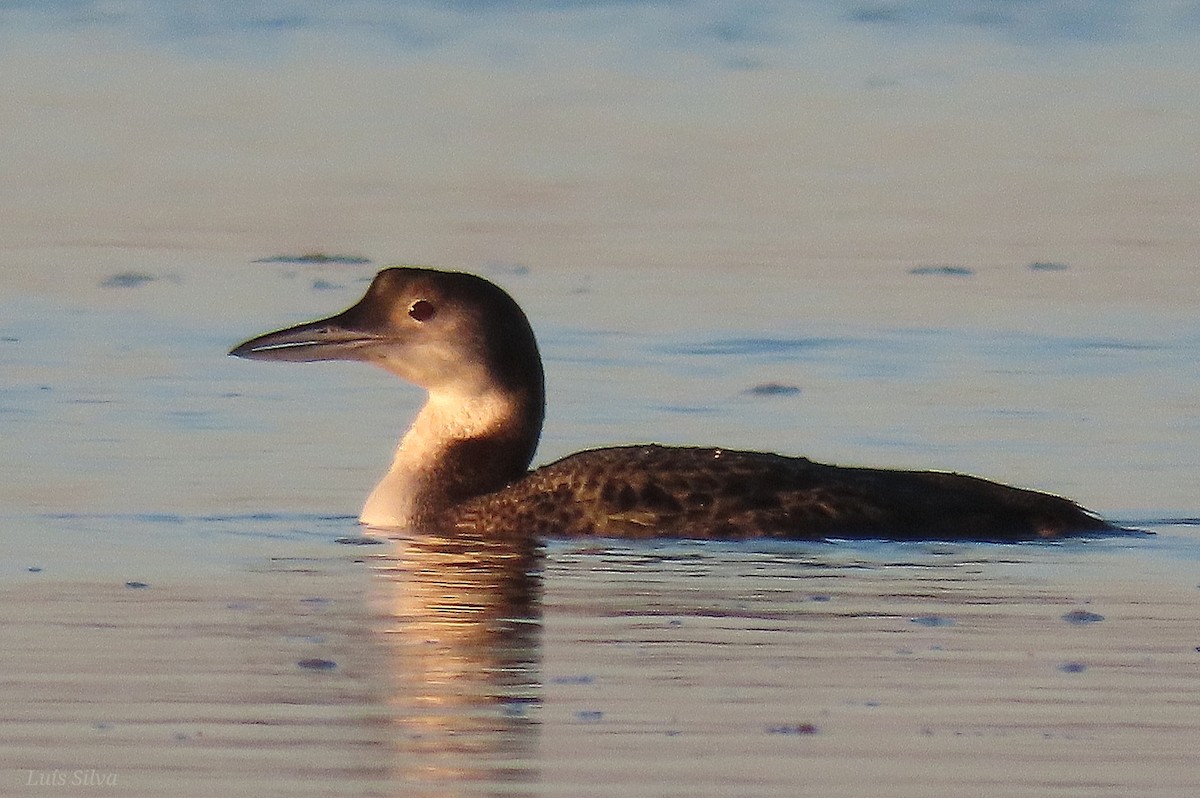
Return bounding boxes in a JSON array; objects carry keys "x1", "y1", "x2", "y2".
[{"x1": 369, "y1": 531, "x2": 543, "y2": 792}]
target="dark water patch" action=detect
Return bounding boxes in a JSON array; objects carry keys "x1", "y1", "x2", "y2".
[
  {"x1": 253, "y1": 253, "x2": 371, "y2": 265},
  {"x1": 296, "y1": 658, "x2": 337, "y2": 671},
  {"x1": 1029, "y1": 261, "x2": 1069, "y2": 272},
  {"x1": 766, "y1": 722, "x2": 819, "y2": 735},
  {"x1": 550, "y1": 674, "x2": 595, "y2": 685},
  {"x1": 848, "y1": 5, "x2": 908, "y2": 25},
  {"x1": 1074, "y1": 339, "x2": 1165, "y2": 353},
  {"x1": 1126, "y1": 517, "x2": 1200, "y2": 526},
  {"x1": 909, "y1": 265, "x2": 974, "y2": 277},
  {"x1": 484, "y1": 261, "x2": 531, "y2": 276},
  {"x1": 910, "y1": 614, "x2": 955, "y2": 628},
  {"x1": 335, "y1": 535, "x2": 385, "y2": 545},
  {"x1": 100, "y1": 272, "x2": 157, "y2": 289},
  {"x1": 745, "y1": 382, "x2": 801, "y2": 396},
  {"x1": 1058, "y1": 661, "x2": 1087, "y2": 673},
  {"x1": 311, "y1": 279, "x2": 343, "y2": 290},
  {"x1": 125, "y1": 581, "x2": 150, "y2": 589},
  {"x1": 1062, "y1": 609, "x2": 1104, "y2": 625},
  {"x1": 573, "y1": 710, "x2": 603, "y2": 723}
]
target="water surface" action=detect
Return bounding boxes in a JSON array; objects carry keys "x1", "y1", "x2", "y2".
[{"x1": 2, "y1": 2, "x2": 1199, "y2": 795}]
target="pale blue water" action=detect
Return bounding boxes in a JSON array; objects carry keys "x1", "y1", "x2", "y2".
[
  {"x1": 3, "y1": 260, "x2": 1197, "y2": 577},
  {"x1": 5, "y1": 1, "x2": 1200, "y2": 54}
]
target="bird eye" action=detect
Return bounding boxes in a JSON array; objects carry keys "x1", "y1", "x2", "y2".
[{"x1": 408, "y1": 299, "x2": 436, "y2": 322}]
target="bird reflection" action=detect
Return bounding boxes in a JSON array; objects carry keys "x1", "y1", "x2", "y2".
[{"x1": 369, "y1": 529, "x2": 543, "y2": 789}]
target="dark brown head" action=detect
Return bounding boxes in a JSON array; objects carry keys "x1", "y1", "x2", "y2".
[
  {"x1": 233, "y1": 267, "x2": 542, "y2": 393},
  {"x1": 231, "y1": 267, "x2": 546, "y2": 459}
]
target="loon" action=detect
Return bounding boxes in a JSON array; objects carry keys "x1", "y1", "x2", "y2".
[{"x1": 230, "y1": 267, "x2": 1121, "y2": 541}]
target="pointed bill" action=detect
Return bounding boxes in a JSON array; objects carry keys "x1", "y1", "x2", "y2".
[{"x1": 229, "y1": 313, "x2": 385, "y2": 363}]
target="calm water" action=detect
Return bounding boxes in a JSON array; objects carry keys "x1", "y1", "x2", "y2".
[
  {"x1": 2, "y1": 2, "x2": 1199, "y2": 795},
  {"x1": 3, "y1": 260, "x2": 1198, "y2": 532},
  {"x1": 3, "y1": 259, "x2": 1199, "y2": 796}
]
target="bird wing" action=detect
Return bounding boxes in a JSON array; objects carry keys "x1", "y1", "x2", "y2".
[{"x1": 451, "y1": 445, "x2": 1114, "y2": 541}]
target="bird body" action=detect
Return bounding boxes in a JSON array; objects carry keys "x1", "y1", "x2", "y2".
[
  {"x1": 453, "y1": 444, "x2": 1114, "y2": 541},
  {"x1": 231, "y1": 267, "x2": 1123, "y2": 542}
]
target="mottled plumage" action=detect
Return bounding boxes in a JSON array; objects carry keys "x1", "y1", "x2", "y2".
[
  {"x1": 451, "y1": 445, "x2": 1114, "y2": 541},
  {"x1": 231, "y1": 267, "x2": 1127, "y2": 542}
]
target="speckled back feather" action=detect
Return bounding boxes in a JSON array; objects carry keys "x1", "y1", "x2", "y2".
[{"x1": 450, "y1": 444, "x2": 1117, "y2": 542}]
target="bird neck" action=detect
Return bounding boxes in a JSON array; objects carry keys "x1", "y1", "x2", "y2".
[{"x1": 359, "y1": 385, "x2": 543, "y2": 529}]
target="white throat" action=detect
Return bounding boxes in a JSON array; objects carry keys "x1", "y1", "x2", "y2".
[{"x1": 359, "y1": 388, "x2": 516, "y2": 528}]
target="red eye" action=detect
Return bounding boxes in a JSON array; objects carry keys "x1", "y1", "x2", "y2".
[{"x1": 408, "y1": 300, "x2": 436, "y2": 322}]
